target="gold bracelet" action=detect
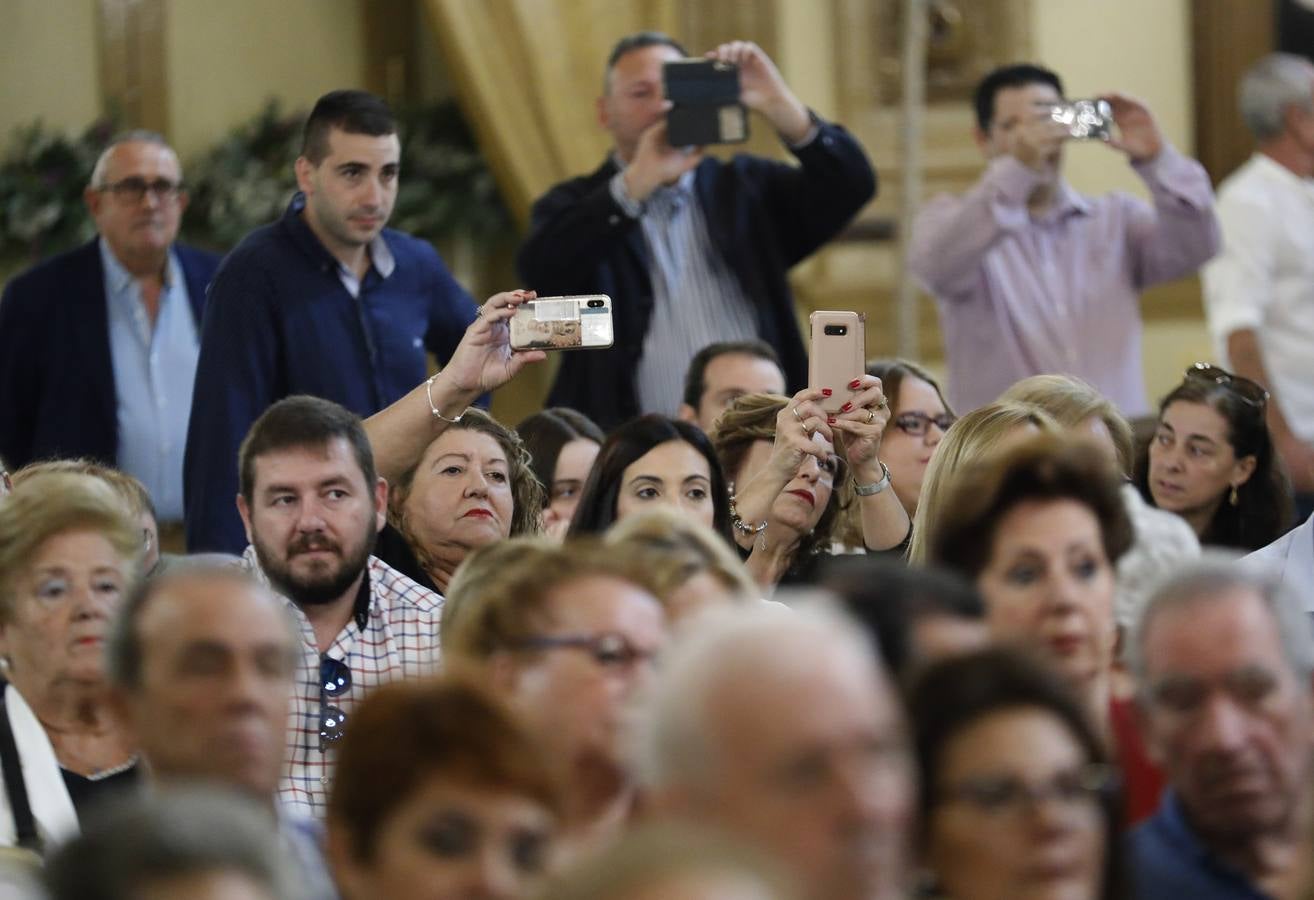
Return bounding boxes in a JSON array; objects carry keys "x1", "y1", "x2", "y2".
[{"x1": 425, "y1": 375, "x2": 463, "y2": 424}]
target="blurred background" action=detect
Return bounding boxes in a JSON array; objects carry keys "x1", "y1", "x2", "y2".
[{"x1": 0, "y1": 0, "x2": 1303, "y2": 423}]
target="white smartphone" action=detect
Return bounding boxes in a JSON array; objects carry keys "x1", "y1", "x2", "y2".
[{"x1": 509, "y1": 295, "x2": 614, "y2": 351}]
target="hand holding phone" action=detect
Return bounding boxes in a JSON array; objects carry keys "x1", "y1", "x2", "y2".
[
  {"x1": 808, "y1": 311, "x2": 866, "y2": 414},
  {"x1": 509, "y1": 296, "x2": 614, "y2": 352}
]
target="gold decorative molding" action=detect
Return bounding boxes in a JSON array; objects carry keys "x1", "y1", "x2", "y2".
[{"x1": 96, "y1": 0, "x2": 168, "y2": 133}]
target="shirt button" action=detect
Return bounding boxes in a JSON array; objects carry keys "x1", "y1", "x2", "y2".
[{"x1": 321, "y1": 776, "x2": 330, "y2": 785}]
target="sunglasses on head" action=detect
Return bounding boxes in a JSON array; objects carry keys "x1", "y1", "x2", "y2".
[
  {"x1": 319, "y1": 655, "x2": 351, "y2": 750},
  {"x1": 1184, "y1": 363, "x2": 1269, "y2": 409}
]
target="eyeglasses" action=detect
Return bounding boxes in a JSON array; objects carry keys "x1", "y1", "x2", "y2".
[
  {"x1": 98, "y1": 177, "x2": 184, "y2": 203},
  {"x1": 1185, "y1": 363, "x2": 1269, "y2": 409},
  {"x1": 515, "y1": 632, "x2": 656, "y2": 670},
  {"x1": 938, "y1": 764, "x2": 1117, "y2": 818},
  {"x1": 893, "y1": 411, "x2": 956, "y2": 437},
  {"x1": 319, "y1": 655, "x2": 352, "y2": 750}
]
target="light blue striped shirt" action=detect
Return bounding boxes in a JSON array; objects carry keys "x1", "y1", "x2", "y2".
[
  {"x1": 610, "y1": 166, "x2": 760, "y2": 415},
  {"x1": 102, "y1": 241, "x2": 198, "y2": 522}
]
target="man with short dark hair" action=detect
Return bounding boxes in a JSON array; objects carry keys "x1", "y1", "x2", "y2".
[
  {"x1": 677, "y1": 340, "x2": 785, "y2": 433},
  {"x1": 185, "y1": 89, "x2": 478, "y2": 553},
  {"x1": 518, "y1": 32, "x2": 875, "y2": 429},
  {"x1": 910, "y1": 63, "x2": 1219, "y2": 414},
  {"x1": 1128, "y1": 561, "x2": 1314, "y2": 899},
  {"x1": 0, "y1": 131, "x2": 219, "y2": 533},
  {"x1": 232, "y1": 395, "x2": 442, "y2": 819}
]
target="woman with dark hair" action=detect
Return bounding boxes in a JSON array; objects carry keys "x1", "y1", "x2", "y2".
[
  {"x1": 516, "y1": 408, "x2": 606, "y2": 539},
  {"x1": 1136, "y1": 363, "x2": 1290, "y2": 550},
  {"x1": 379, "y1": 409, "x2": 544, "y2": 594},
  {"x1": 864, "y1": 359, "x2": 956, "y2": 519},
  {"x1": 328, "y1": 677, "x2": 563, "y2": 900},
  {"x1": 909, "y1": 647, "x2": 1124, "y2": 900},
  {"x1": 567, "y1": 415, "x2": 732, "y2": 541}
]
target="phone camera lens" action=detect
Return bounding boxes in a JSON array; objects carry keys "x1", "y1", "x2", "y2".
[
  {"x1": 824, "y1": 325, "x2": 848, "y2": 336},
  {"x1": 587, "y1": 299, "x2": 604, "y2": 308}
]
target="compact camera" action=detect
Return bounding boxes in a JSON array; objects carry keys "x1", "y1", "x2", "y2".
[{"x1": 1050, "y1": 99, "x2": 1113, "y2": 141}]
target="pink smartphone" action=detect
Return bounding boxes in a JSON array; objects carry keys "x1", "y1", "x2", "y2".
[{"x1": 808, "y1": 310, "x2": 866, "y2": 414}]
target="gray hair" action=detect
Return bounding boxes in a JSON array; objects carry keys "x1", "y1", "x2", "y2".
[
  {"x1": 107, "y1": 557, "x2": 299, "y2": 690},
  {"x1": 630, "y1": 597, "x2": 884, "y2": 791},
  {"x1": 1129, "y1": 554, "x2": 1314, "y2": 690},
  {"x1": 89, "y1": 129, "x2": 177, "y2": 188},
  {"x1": 1239, "y1": 53, "x2": 1314, "y2": 142},
  {"x1": 43, "y1": 786, "x2": 296, "y2": 900}
]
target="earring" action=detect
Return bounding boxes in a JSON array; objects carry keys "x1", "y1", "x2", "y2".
[{"x1": 1230, "y1": 484, "x2": 1240, "y2": 506}]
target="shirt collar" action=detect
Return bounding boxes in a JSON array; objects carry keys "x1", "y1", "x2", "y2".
[
  {"x1": 1250, "y1": 152, "x2": 1314, "y2": 191},
  {"x1": 1046, "y1": 179, "x2": 1093, "y2": 220},
  {"x1": 98, "y1": 237, "x2": 178, "y2": 293},
  {"x1": 351, "y1": 567, "x2": 372, "y2": 632},
  {"x1": 281, "y1": 193, "x2": 395, "y2": 281},
  {"x1": 611, "y1": 153, "x2": 696, "y2": 200}
]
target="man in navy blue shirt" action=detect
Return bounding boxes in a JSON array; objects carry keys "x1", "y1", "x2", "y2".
[
  {"x1": 184, "y1": 90, "x2": 477, "y2": 552},
  {"x1": 1128, "y1": 560, "x2": 1314, "y2": 900}
]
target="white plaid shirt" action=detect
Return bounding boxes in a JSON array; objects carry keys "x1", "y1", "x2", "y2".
[{"x1": 242, "y1": 546, "x2": 444, "y2": 818}]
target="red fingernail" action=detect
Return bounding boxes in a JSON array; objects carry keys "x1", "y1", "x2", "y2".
[
  {"x1": 822, "y1": 388, "x2": 833, "y2": 397},
  {"x1": 840, "y1": 402, "x2": 853, "y2": 412},
  {"x1": 848, "y1": 379, "x2": 861, "y2": 389},
  {"x1": 827, "y1": 416, "x2": 836, "y2": 424}
]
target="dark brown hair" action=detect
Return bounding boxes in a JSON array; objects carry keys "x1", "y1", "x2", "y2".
[{"x1": 928, "y1": 434, "x2": 1133, "y2": 579}]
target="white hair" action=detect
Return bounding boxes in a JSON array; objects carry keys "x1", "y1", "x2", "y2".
[
  {"x1": 1129, "y1": 553, "x2": 1314, "y2": 690},
  {"x1": 630, "y1": 596, "x2": 884, "y2": 791},
  {"x1": 1239, "y1": 53, "x2": 1314, "y2": 142},
  {"x1": 89, "y1": 129, "x2": 178, "y2": 188}
]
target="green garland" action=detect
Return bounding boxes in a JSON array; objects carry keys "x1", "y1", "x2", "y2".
[{"x1": 0, "y1": 100, "x2": 509, "y2": 262}]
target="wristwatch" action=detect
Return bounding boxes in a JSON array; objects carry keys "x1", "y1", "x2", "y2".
[{"x1": 853, "y1": 461, "x2": 892, "y2": 496}]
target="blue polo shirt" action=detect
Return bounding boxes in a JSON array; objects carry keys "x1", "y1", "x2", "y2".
[
  {"x1": 1128, "y1": 791, "x2": 1273, "y2": 899},
  {"x1": 184, "y1": 194, "x2": 477, "y2": 553}
]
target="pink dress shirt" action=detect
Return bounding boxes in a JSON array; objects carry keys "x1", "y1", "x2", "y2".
[{"x1": 910, "y1": 146, "x2": 1219, "y2": 415}]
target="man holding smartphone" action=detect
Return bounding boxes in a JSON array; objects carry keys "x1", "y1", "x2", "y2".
[
  {"x1": 517, "y1": 32, "x2": 875, "y2": 429},
  {"x1": 909, "y1": 64, "x2": 1220, "y2": 415}
]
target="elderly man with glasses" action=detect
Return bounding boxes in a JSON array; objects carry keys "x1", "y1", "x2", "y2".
[{"x1": 0, "y1": 131, "x2": 219, "y2": 548}]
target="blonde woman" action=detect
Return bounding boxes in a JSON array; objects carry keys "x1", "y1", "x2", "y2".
[
  {"x1": 606, "y1": 506, "x2": 761, "y2": 620},
  {"x1": 0, "y1": 472, "x2": 143, "y2": 852},
  {"x1": 909, "y1": 402, "x2": 1059, "y2": 565}
]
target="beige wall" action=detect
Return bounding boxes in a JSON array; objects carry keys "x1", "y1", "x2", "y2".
[
  {"x1": 1031, "y1": 0, "x2": 1194, "y2": 198},
  {"x1": 0, "y1": 0, "x2": 100, "y2": 136},
  {"x1": 164, "y1": 0, "x2": 365, "y2": 159}
]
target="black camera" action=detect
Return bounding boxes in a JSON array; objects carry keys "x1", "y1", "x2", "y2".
[{"x1": 663, "y1": 59, "x2": 748, "y2": 147}]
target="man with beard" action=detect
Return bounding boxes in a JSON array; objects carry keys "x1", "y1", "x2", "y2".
[
  {"x1": 185, "y1": 89, "x2": 477, "y2": 554},
  {"x1": 633, "y1": 601, "x2": 914, "y2": 900},
  {"x1": 1128, "y1": 560, "x2": 1314, "y2": 899},
  {"x1": 235, "y1": 395, "x2": 442, "y2": 818}
]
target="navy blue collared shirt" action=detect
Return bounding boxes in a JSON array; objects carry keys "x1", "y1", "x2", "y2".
[
  {"x1": 1128, "y1": 791, "x2": 1273, "y2": 900},
  {"x1": 184, "y1": 194, "x2": 477, "y2": 553}
]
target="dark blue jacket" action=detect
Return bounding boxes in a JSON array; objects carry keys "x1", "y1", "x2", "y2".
[
  {"x1": 1128, "y1": 791, "x2": 1271, "y2": 899},
  {"x1": 0, "y1": 238, "x2": 218, "y2": 469},
  {"x1": 183, "y1": 195, "x2": 477, "y2": 553},
  {"x1": 515, "y1": 119, "x2": 876, "y2": 429}
]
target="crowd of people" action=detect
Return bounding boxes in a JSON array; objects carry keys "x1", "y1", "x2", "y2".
[{"x1": 0, "y1": 26, "x2": 1313, "y2": 900}]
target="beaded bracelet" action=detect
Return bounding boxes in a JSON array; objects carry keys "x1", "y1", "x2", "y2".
[
  {"x1": 425, "y1": 374, "x2": 463, "y2": 424},
  {"x1": 728, "y1": 487, "x2": 768, "y2": 537}
]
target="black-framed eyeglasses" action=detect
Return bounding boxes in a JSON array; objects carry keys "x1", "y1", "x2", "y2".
[
  {"x1": 99, "y1": 176, "x2": 184, "y2": 203},
  {"x1": 937, "y1": 763, "x2": 1118, "y2": 817},
  {"x1": 893, "y1": 411, "x2": 956, "y2": 437},
  {"x1": 515, "y1": 632, "x2": 655, "y2": 669},
  {"x1": 319, "y1": 655, "x2": 352, "y2": 750},
  {"x1": 1185, "y1": 363, "x2": 1269, "y2": 409}
]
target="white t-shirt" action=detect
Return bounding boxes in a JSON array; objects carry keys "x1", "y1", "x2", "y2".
[{"x1": 1202, "y1": 153, "x2": 1314, "y2": 442}]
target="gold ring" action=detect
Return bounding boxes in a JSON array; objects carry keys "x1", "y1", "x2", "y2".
[
  {"x1": 792, "y1": 405, "x2": 804, "y2": 423},
  {"x1": 866, "y1": 409, "x2": 875, "y2": 425}
]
